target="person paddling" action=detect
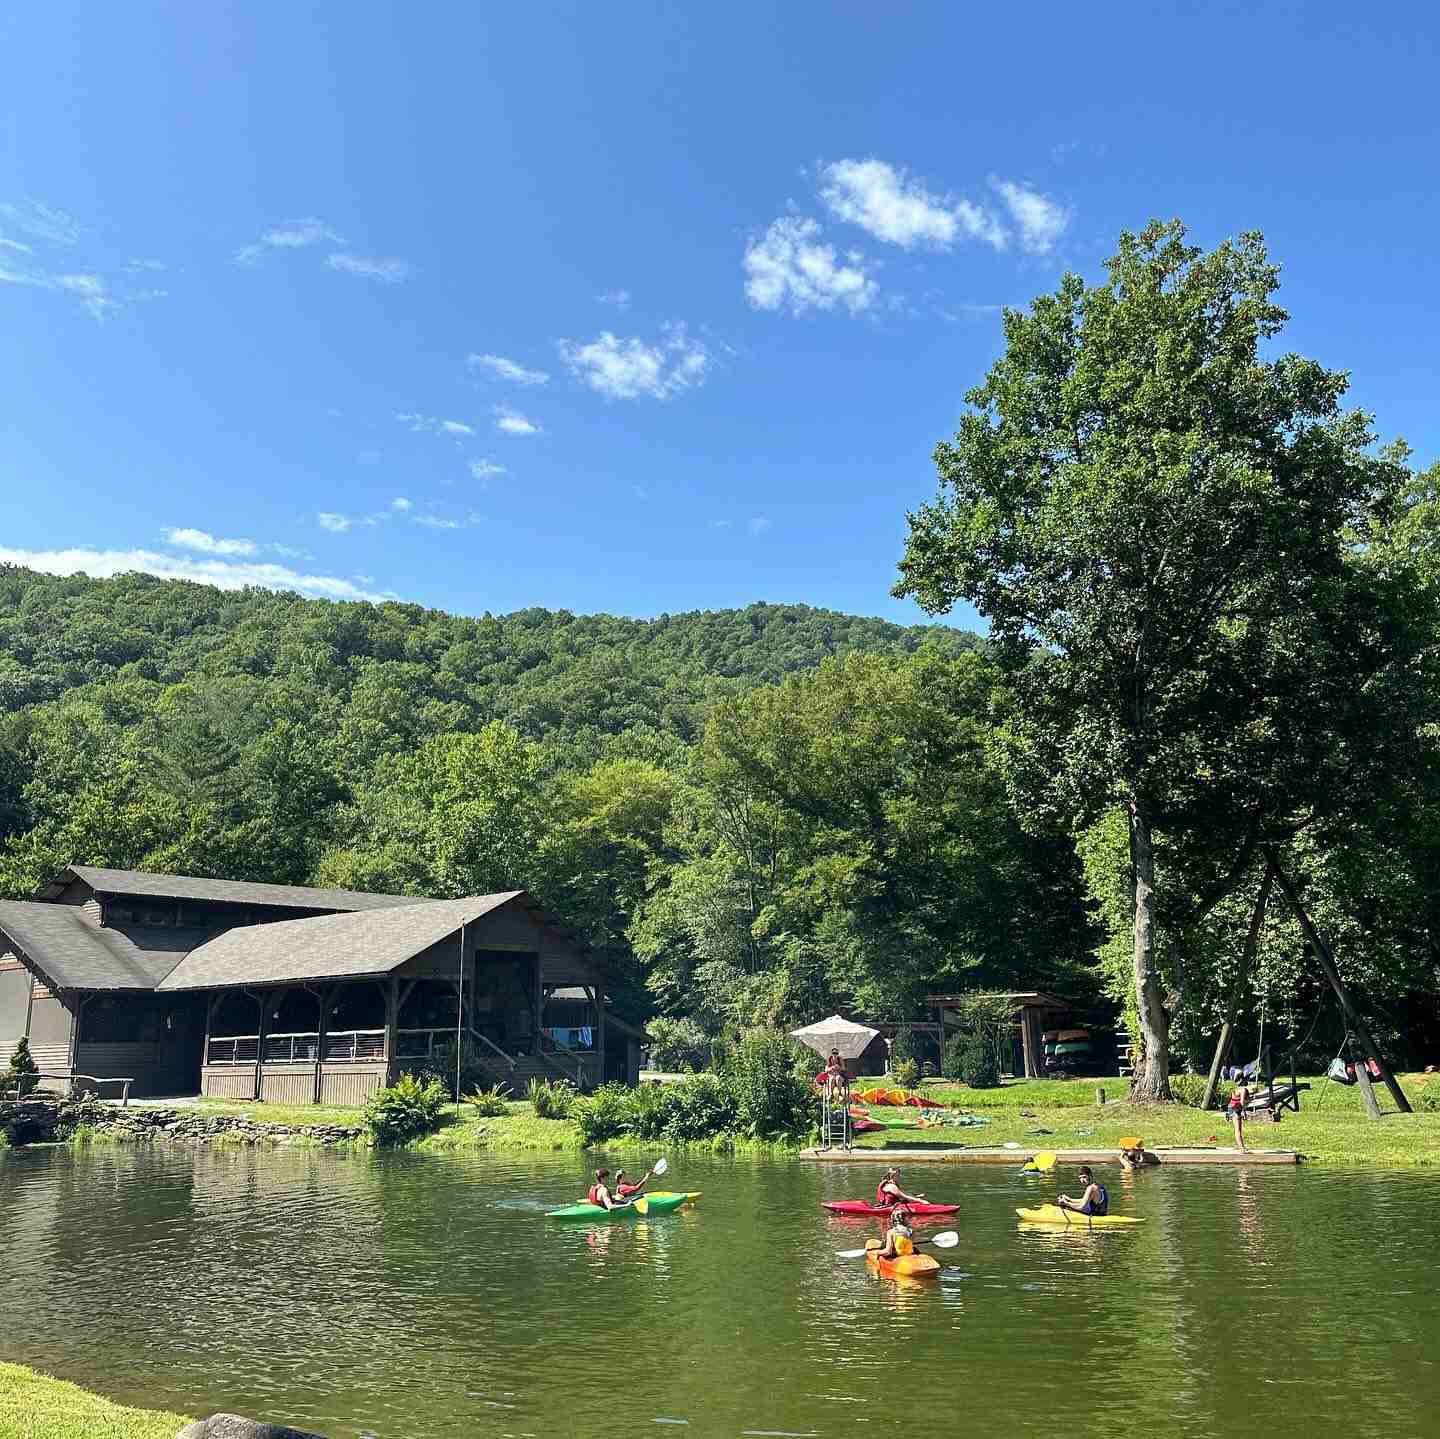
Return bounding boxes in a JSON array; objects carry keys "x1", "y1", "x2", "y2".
[
  {"x1": 614, "y1": 1167, "x2": 653, "y2": 1200},
  {"x1": 1057, "y1": 1166, "x2": 1108, "y2": 1218},
  {"x1": 586, "y1": 1168, "x2": 627, "y2": 1211},
  {"x1": 876, "y1": 1167, "x2": 926, "y2": 1207},
  {"x1": 874, "y1": 1205, "x2": 917, "y2": 1261}
]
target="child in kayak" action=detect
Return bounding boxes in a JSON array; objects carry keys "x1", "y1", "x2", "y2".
[
  {"x1": 873, "y1": 1205, "x2": 917, "y2": 1260},
  {"x1": 586, "y1": 1168, "x2": 627, "y2": 1210},
  {"x1": 1057, "y1": 1167, "x2": 1108, "y2": 1217},
  {"x1": 876, "y1": 1167, "x2": 927, "y2": 1207},
  {"x1": 614, "y1": 1166, "x2": 653, "y2": 1200}
]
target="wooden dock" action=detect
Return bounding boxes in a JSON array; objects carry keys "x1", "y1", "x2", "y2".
[{"x1": 799, "y1": 1145, "x2": 1300, "y2": 1166}]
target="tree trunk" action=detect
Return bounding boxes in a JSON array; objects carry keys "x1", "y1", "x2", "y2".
[
  {"x1": 1265, "y1": 845, "x2": 1412, "y2": 1116},
  {"x1": 1129, "y1": 803, "x2": 1172, "y2": 1101},
  {"x1": 1201, "y1": 860, "x2": 1275, "y2": 1110}
]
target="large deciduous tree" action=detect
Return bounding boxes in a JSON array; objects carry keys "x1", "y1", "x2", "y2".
[{"x1": 896, "y1": 219, "x2": 1417, "y2": 1100}]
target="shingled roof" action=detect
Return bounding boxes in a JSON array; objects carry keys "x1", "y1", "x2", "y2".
[
  {"x1": 0, "y1": 901, "x2": 186, "y2": 991},
  {"x1": 49, "y1": 866, "x2": 420, "y2": 914},
  {"x1": 157, "y1": 893, "x2": 525, "y2": 991}
]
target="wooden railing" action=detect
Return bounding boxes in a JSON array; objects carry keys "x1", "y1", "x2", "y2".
[
  {"x1": 206, "y1": 1035, "x2": 260, "y2": 1065},
  {"x1": 208, "y1": 1030, "x2": 386, "y2": 1066}
]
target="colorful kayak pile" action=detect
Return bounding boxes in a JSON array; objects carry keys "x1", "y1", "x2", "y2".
[
  {"x1": 1042, "y1": 1028, "x2": 1093, "y2": 1074},
  {"x1": 853, "y1": 1086, "x2": 944, "y2": 1108}
]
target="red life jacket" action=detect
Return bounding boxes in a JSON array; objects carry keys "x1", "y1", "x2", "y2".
[
  {"x1": 876, "y1": 1181, "x2": 896, "y2": 1206},
  {"x1": 616, "y1": 1182, "x2": 642, "y2": 1198},
  {"x1": 587, "y1": 1184, "x2": 604, "y2": 1205}
]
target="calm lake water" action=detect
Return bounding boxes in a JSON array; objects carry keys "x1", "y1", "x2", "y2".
[{"x1": 1, "y1": 1145, "x2": 1438, "y2": 1437}]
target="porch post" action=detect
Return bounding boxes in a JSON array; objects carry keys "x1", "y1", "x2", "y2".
[
  {"x1": 252, "y1": 988, "x2": 269, "y2": 1100},
  {"x1": 594, "y1": 984, "x2": 606, "y2": 1088},
  {"x1": 533, "y1": 955, "x2": 543, "y2": 1057},
  {"x1": 314, "y1": 986, "x2": 332, "y2": 1104},
  {"x1": 385, "y1": 976, "x2": 399, "y2": 1084}
]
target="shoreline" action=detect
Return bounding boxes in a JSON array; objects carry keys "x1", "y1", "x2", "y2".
[{"x1": 0, "y1": 1361, "x2": 189, "y2": 1439}]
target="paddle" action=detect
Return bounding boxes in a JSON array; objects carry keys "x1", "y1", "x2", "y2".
[
  {"x1": 653, "y1": 1157, "x2": 669, "y2": 1177},
  {"x1": 1021, "y1": 1151, "x2": 1057, "y2": 1174},
  {"x1": 836, "y1": 1231, "x2": 959, "y2": 1259}
]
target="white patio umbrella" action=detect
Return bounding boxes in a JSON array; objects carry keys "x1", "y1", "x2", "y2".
[{"x1": 789, "y1": 1014, "x2": 880, "y2": 1062}]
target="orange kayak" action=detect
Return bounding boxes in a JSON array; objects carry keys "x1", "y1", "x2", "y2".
[{"x1": 864, "y1": 1239, "x2": 940, "y2": 1280}]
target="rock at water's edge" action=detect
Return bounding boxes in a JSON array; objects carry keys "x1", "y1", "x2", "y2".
[{"x1": 176, "y1": 1414, "x2": 328, "y2": 1439}]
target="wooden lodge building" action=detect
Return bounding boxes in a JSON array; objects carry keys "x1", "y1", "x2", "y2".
[{"x1": 0, "y1": 866, "x2": 642, "y2": 1103}]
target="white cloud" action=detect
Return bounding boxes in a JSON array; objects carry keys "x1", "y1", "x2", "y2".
[
  {"x1": 598, "y1": 289, "x2": 632, "y2": 309},
  {"x1": 991, "y1": 180, "x2": 1070, "y2": 254},
  {"x1": 413, "y1": 513, "x2": 462, "y2": 529},
  {"x1": 0, "y1": 232, "x2": 33, "y2": 254},
  {"x1": 317, "y1": 512, "x2": 353, "y2": 532},
  {"x1": 470, "y1": 459, "x2": 506, "y2": 481},
  {"x1": 0, "y1": 261, "x2": 116, "y2": 320},
  {"x1": 558, "y1": 326, "x2": 709, "y2": 400},
  {"x1": 821, "y1": 159, "x2": 1009, "y2": 252},
  {"x1": 495, "y1": 407, "x2": 540, "y2": 435},
  {"x1": 161, "y1": 527, "x2": 258, "y2": 557},
  {"x1": 821, "y1": 159, "x2": 959, "y2": 249},
  {"x1": 327, "y1": 252, "x2": 410, "y2": 282},
  {"x1": 0, "y1": 544, "x2": 390, "y2": 602},
  {"x1": 0, "y1": 200, "x2": 82, "y2": 246},
  {"x1": 743, "y1": 217, "x2": 877, "y2": 315},
  {"x1": 270, "y1": 542, "x2": 310, "y2": 560},
  {"x1": 234, "y1": 217, "x2": 340, "y2": 265},
  {"x1": 469, "y1": 353, "x2": 550, "y2": 386},
  {"x1": 123, "y1": 258, "x2": 166, "y2": 273},
  {"x1": 391, "y1": 497, "x2": 412, "y2": 512},
  {"x1": 397, "y1": 413, "x2": 474, "y2": 437}
]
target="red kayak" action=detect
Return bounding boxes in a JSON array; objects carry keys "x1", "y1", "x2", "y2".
[{"x1": 822, "y1": 1201, "x2": 960, "y2": 1217}]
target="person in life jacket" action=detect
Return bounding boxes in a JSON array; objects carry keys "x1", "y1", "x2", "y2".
[
  {"x1": 876, "y1": 1167, "x2": 926, "y2": 1207},
  {"x1": 1227, "y1": 1077, "x2": 1251, "y2": 1153},
  {"x1": 586, "y1": 1168, "x2": 625, "y2": 1210},
  {"x1": 874, "y1": 1205, "x2": 917, "y2": 1260},
  {"x1": 614, "y1": 1167, "x2": 653, "y2": 1200},
  {"x1": 1057, "y1": 1167, "x2": 1109, "y2": 1217}
]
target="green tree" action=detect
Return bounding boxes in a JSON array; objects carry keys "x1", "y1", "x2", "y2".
[{"x1": 896, "y1": 219, "x2": 1418, "y2": 1100}]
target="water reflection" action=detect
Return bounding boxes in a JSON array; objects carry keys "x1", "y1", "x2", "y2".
[{"x1": 2, "y1": 1148, "x2": 1439, "y2": 1437}]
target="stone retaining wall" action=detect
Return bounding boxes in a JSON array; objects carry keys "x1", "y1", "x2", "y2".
[{"x1": 1, "y1": 1098, "x2": 363, "y2": 1147}]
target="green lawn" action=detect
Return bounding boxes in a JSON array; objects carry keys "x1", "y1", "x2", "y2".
[
  {"x1": 0, "y1": 1363, "x2": 188, "y2": 1439},
  {"x1": 851, "y1": 1073, "x2": 1440, "y2": 1167}
]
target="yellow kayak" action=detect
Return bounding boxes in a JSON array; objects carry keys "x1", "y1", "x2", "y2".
[{"x1": 1016, "y1": 1204, "x2": 1143, "y2": 1227}]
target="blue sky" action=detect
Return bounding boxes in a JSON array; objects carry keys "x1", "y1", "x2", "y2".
[{"x1": 2, "y1": 3, "x2": 1437, "y2": 633}]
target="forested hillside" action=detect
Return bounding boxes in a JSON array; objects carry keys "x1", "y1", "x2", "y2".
[{"x1": 2, "y1": 566, "x2": 1093, "y2": 1035}]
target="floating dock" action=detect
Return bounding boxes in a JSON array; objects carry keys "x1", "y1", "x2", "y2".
[{"x1": 800, "y1": 1146, "x2": 1300, "y2": 1166}]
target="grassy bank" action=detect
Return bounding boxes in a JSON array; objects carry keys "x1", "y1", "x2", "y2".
[
  {"x1": 0, "y1": 1362, "x2": 188, "y2": 1439},
  {"x1": 161, "y1": 1077, "x2": 1440, "y2": 1167}
]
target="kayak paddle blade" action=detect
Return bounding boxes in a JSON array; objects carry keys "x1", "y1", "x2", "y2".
[
  {"x1": 836, "y1": 1247, "x2": 871, "y2": 1259},
  {"x1": 654, "y1": 1157, "x2": 669, "y2": 1176},
  {"x1": 927, "y1": 1231, "x2": 960, "y2": 1248},
  {"x1": 1029, "y1": 1151, "x2": 1057, "y2": 1172}
]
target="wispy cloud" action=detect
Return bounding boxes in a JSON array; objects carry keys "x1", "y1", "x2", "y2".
[
  {"x1": 470, "y1": 459, "x2": 507, "y2": 481},
  {"x1": 0, "y1": 233, "x2": 32, "y2": 254},
  {"x1": 413, "y1": 513, "x2": 462, "y2": 529},
  {"x1": 0, "y1": 261, "x2": 116, "y2": 320},
  {"x1": 990, "y1": 180, "x2": 1070, "y2": 254},
  {"x1": 495, "y1": 407, "x2": 540, "y2": 436},
  {"x1": 0, "y1": 544, "x2": 390, "y2": 602},
  {"x1": 0, "y1": 200, "x2": 82, "y2": 246},
  {"x1": 743, "y1": 216, "x2": 877, "y2": 315},
  {"x1": 161, "y1": 527, "x2": 257, "y2": 557},
  {"x1": 821, "y1": 159, "x2": 1008, "y2": 252},
  {"x1": 234, "y1": 217, "x2": 340, "y2": 266},
  {"x1": 469, "y1": 353, "x2": 550, "y2": 386},
  {"x1": 598, "y1": 289, "x2": 632, "y2": 309},
  {"x1": 391, "y1": 497, "x2": 412, "y2": 513},
  {"x1": 397, "y1": 413, "x2": 475, "y2": 437},
  {"x1": 123, "y1": 258, "x2": 166, "y2": 274},
  {"x1": 327, "y1": 252, "x2": 410, "y2": 282},
  {"x1": 317, "y1": 512, "x2": 353, "y2": 532},
  {"x1": 558, "y1": 325, "x2": 709, "y2": 400},
  {"x1": 748, "y1": 516, "x2": 772, "y2": 535}
]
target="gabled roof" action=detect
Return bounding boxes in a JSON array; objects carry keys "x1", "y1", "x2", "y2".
[
  {"x1": 157, "y1": 893, "x2": 525, "y2": 991},
  {"x1": 0, "y1": 901, "x2": 184, "y2": 991},
  {"x1": 48, "y1": 866, "x2": 420, "y2": 914}
]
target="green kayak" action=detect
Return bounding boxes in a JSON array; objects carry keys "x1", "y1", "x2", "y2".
[{"x1": 547, "y1": 1191, "x2": 694, "y2": 1220}]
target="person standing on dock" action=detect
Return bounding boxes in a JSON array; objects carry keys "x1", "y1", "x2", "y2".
[{"x1": 1228, "y1": 1078, "x2": 1251, "y2": 1153}]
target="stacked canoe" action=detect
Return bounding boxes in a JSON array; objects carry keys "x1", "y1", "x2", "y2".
[{"x1": 1042, "y1": 1028, "x2": 1092, "y2": 1074}]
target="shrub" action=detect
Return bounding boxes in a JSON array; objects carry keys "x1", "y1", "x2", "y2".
[
  {"x1": 1410, "y1": 1082, "x2": 1440, "y2": 1113},
  {"x1": 945, "y1": 1030, "x2": 1001, "y2": 1088},
  {"x1": 646, "y1": 1016, "x2": 712, "y2": 1072},
  {"x1": 527, "y1": 1077, "x2": 577, "y2": 1120},
  {"x1": 468, "y1": 1084, "x2": 512, "y2": 1117},
  {"x1": 4, "y1": 1037, "x2": 40, "y2": 1098},
  {"x1": 893, "y1": 1058, "x2": 920, "y2": 1090},
  {"x1": 571, "y1": 1083, "x2": 633, "y2": 1145},
  {"x1": 724, "y1": 1028, "x2": 816, "y2": 1139},
  {"x1": 408, "y1": 1038, "x2": 497, "y2": 1100},
  {"x1": 889, "y1": 1027, "x2": 915, "y2": 1070},
  {"x1": 363, "y1": 1074, "x2": 448, "y2": 1146},
  {"x1": 664, "y1": 1073, "x2": 738, "y2": 1141}
]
